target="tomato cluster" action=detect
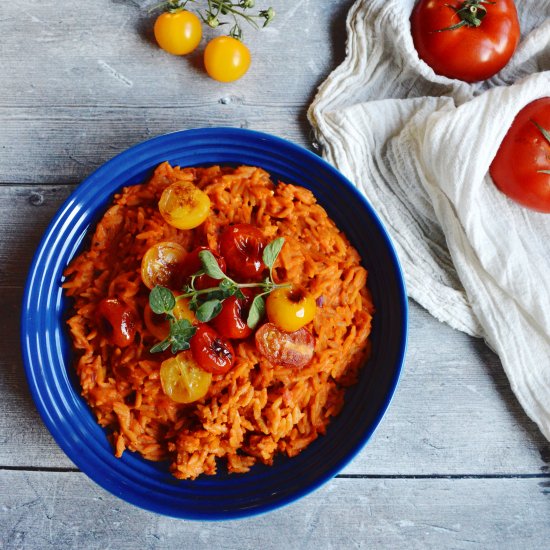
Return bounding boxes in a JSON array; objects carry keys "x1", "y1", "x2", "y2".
[
  {"x1": 97, "y1": 173, "x2": 318, "y2": 404},
  {"x1": 153, "y1": 9, "x2": 252, "y2": 82}
]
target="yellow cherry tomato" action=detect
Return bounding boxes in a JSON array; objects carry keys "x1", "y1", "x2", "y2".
[
  {"x1": 143, "y1": 296, "x2": 196, "y2": 341},
  {"x1": 154, "y1": 10, "x2": 202, "y2": 55},
  {"x1": 204, "y1": 36, "x2": 251, "y2": 82},
  {"x1": 160, "y1": 351, "x2": 212, "y2": 404},
  {"x1": 266, "y1": 287, "x2": 317, "y2": 332},
  {"x1": 158, "y1": 181, "x2": 211, "y2": 230},
  {"x1": 141, "y1": 241, "x2": 187, "y2": 290}
]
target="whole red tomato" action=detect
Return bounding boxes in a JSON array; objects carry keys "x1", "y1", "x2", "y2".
[
  {"x1": 219, "y1": 223, "x2": 266, "y2": 281},
  {"x1": 190, "y1": 324, "x2": 235, "y2": 375},
  {"x1": 489, "y1": 98, "x2": 550, "y2": 213},
  {"x1": 410, "y1": 0, "x2": 520, "y2": 82}
]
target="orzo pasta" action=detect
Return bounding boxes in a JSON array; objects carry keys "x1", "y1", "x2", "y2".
[{"x1": 63, "y1": 162, "x2": 374, "y2": 479}]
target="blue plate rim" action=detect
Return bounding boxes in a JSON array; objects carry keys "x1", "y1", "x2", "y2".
[{"x1": 20, "y1": 126, "x2": 408, "y2": 520}]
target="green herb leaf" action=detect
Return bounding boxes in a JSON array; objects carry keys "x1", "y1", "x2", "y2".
[
  {"x1": 168, "y1": 319, "x2": 197, "y2": 353},
  {"x1": 149, "y1": 286, "x2": 176, "y2": 315},
  {"x1": 195, "y1": 299, "x2": 223, "y2": 322},
  {"x1": 170, "y1": 318, "x2": 196, "y2": 338},
  {"x1": 247, "y1": 294, "x2": 265, "y2": 329},
  {"x1": 199, "y1": 250, "x2": 227, "y2": 280},
  {"x1": 150, "y1": 339, "x2": 171, "y2": 354},
  {"x1": 170, "y1": 337, "x2": 191, "y2": 354},
  {"x1": 262, "y1": 237, "x2": 284, "y2": 269}
]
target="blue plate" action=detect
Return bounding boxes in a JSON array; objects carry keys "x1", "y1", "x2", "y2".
[{"x1": 21, "y1": 127, "x2": 407, "y2": 520}]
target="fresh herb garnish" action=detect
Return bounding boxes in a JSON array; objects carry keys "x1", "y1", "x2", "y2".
[{"x1": 148, "y1": 237, "x2": 289, "y2": 354}]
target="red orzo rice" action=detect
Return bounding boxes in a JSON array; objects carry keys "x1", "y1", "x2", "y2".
[{"x1": 63, "y1": 162, "x2": 374, "y2": 479}]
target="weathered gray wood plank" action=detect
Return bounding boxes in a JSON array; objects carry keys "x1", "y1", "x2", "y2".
[
  {"x1": 0, "y1": 107, "x2": 311, "y2": 184},
  {"x1": 2, "y1": 471, "x2": 549, "y2": 549},
  {"x1": 0, "y1": 1, "x2": 344, "y2": 106},
  {"x1": 0, "y1": 0, "x2": 353, "y2": 184}
]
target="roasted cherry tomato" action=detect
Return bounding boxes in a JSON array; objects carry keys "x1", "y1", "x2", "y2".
[
  {"x1": 210, "y1": 288, "x2": 254, "y2": 339},
  {"x1": 143, "y1": 296, "x2": 196, "y2": 340},
  {"x1": 97, "y1": 298, "x2": 136, "y2": 347},
  {"x1": 255, "y1": 323, "x2": 315, "y2": 368},
  {"x1": 141, "y1": 241, "x2": 187, "y2": 290},
  {"x1": 266, "y1": 286, "x2": 317, "y2": 332},
  {"x1": 219, "y1": 223, "x2": 266, "y2": 281},
  {"x1": 158, "y1": 181, "x2": 211, "y2": 230},
  {"x1": 180, "y1": 246, "x2": 227, "y2": 290},
  {"x1": 410, "y1": 0, "x2": 520, "y2": 82},
  {"x1": 160, "y1": 351, "x2": 212, "y2": 404},
  {"x1": 190, "y1": 324, "x2": 235, "y2": 374},
  {"x1": 489, "y1": 98, "x2": 550, "y2": 213},
  {"x1": 204, "y1": 36, "x2": 251, "y2": 82},
  {"x1": 154, "y1": 10, "x2": 202, "y2": 56}
]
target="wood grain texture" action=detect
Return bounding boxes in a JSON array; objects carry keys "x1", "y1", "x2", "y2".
[
  {"x1": 1, "y1": 471, "x2": 549, "y2": 549},
  {"x1": 2, "y1": 185, "x2": 549, "y2": 474},
  {"x1": 2, "y1": 0, "x2": 549, "y2": 544}
]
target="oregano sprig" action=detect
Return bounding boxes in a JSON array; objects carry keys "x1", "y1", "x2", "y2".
[{"x1": 148, "y1": 236, "x2": 289, "y2": 354}]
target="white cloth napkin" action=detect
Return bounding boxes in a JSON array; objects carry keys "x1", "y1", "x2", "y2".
[{"x1": 308, "y1": 0, "x2": 550, "y2": 440}]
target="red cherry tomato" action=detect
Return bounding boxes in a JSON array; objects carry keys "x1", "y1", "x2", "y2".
[
  {"x1": 255, "y1": 323, "x2": 315, "y2": 368},
  {"x1": 181, "y1": 246, "x2": 227, "y2": 290},
  {"x1": 97, "y1": 298, "x2": 136, "y2": 347},
  {"x1": 190, "y1": 324, "x2": 235, "y2": 375},
  {"x1": 489, "y1": 98, "x2": 550, "y2": 213},
  {"x1": 410, "y1": 0, "x2": 520, "y2": 82},
  {"x1": 210, "y1": 289, "x2": 255, "y2": 339},
  {"x1": 219, "y1": 223, "x2": 266, "y2": 281}
]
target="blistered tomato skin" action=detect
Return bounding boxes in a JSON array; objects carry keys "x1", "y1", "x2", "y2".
[
  {"x1": 160, "y1": 352, "x2": 212, "y2": 404},
  {"x1": 97, "y1": 298, "x2": 136, "y2": 347},
  {"x1": 141, "y1": 241, "x2": 187, "y2": 290},
  {"x1": 158, "y1": 181, "x2": 211, "y2": 230},
  {"x1": 190, "y1": 324, "x2": 235, "y2": 375},
  {"x1": 154, "y1": 11, "x2": 202, "y2": 56},
  {"x1": 211, "y1": 289, "x2": 254, "y2": 339},
  {"x1": 219, "y1": 223, "x2": 266, "y2": 281},
  {"x1": 255, "y1": 323, "x2": 315, "y2": 368},
  {"x1": 266, "y1": 287, "x2": 317, "y2": 332}
]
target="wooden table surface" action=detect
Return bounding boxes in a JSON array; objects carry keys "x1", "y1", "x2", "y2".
[{"x1": 2, "y1": 1, "x2": 549, "y2": 547}]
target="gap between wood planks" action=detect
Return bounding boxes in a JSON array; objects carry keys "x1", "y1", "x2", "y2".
[{"x1": 1, "y1": 465, "x2": 549, "y2": 480}]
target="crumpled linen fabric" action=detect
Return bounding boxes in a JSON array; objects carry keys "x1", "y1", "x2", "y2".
[{"x1": 308, "y1": 0, "x2": 550, "y2": 440}]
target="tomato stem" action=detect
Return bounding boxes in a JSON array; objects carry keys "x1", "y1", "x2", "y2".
[
  {"x1": 531, "y1": 119, "x2": 550, "y2": 174},
  {"x1": 436, "y1": 0, "x2": 495, "y2": 31}
]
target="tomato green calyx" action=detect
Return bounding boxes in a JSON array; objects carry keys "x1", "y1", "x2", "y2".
[
  {"x1": 150, "y1": 0, "x2": 192, "y2": 14},
  {"x1": 198, "y1": 1, "x2": 274, "y2": 39},
  {"x1": 148, "y1": 237, "x2": 289, "y2": 354},
  {"x1": 437, "y1": 1, "x2": 495, "y2": 31},
  {"x1": 531, "y1": 119, "x2": 550, "y2": 175},
  {"x1": 150, "y1": 0, "x2": 274, "y2": 39}
]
